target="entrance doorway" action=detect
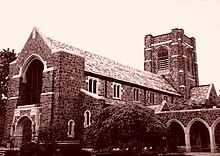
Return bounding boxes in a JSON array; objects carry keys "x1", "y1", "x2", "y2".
[{"x1": 15, "y1": 116, "x2": 32, "y2": 147}]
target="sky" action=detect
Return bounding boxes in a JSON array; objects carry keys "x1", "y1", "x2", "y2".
[{"x1": 0, "y1": 0, "x2": 220, "y2": 94}]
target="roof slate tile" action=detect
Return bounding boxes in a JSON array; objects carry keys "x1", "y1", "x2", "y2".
[{"x1": 45, "y1": 37, "x2": 180, "y2": 96}]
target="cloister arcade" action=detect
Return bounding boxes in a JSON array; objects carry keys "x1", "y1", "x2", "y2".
[{"x1": 165, "y1": 114, "x2": 220, "y2": 153}]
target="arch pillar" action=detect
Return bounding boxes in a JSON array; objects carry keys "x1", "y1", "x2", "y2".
[
  {"x1": 184, "y1": 127, "x2": 191, "y2": 152},
  {"x1": 209, "y1": 126, "x2": 217, "y2": 153}
]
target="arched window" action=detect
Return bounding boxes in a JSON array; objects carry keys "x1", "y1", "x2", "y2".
[
  {"x1": 158, "y1": 48, "x2": 169, "y2": 71},
  {"x1": 88, "y1": 77, "x2": 98, "y2": 94},
  {"x1": 68, "y1": 120, "x2": 75, "y2": 138},
  {"x1": 113, "y1": 83, "x2": 121, "y2": 99},
  {"x1": 26, "y1": 59, "x2": 44, "y2": 104},
  {"x1": 84, "y1": 110, "x2": 91, "y2": 128}
]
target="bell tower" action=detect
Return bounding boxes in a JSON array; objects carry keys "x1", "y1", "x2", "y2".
[{"x1": 144, "y1": 28, "x2": 199, "y2": 98}]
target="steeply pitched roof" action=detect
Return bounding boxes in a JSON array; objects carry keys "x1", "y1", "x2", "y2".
[
  {"x1": 34, "y1": 28, "x2": 180, "y2": 96},
  {"x1": 187, "y1": 84, "x2": 213, "y2": 105}
]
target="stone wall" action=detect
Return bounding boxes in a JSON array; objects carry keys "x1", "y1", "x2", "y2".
[
  {"x1": 144, "y1": 28, "x2": 198, "y2": 98},
  {"x1": 83, "y1": 73, "x2": 174, "y2": 106},
  {"x1": 4, "y1": 28, "x2": 60, "y2": 139},
  {"x1": 52, "y1": 51, "x2": 85, "y2": 140},
  {"x1": 81, "y1": 91, "x2": 105, "y2": 148},
  {"x1": 158, "y1": 108, "x2": 220, "y2": 127}
]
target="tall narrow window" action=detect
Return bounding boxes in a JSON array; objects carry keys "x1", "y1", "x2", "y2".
[
  {"x1": 88, "y1": 79, "x2": 93, "y2": 92},
  {"x1": 113, "y1": 83, "x2": 121, "y2": 99},
  {"x1": 150, "y1": 92, "x2": 154, "y2": 104},
  {"x1": 133, "y1": 88, "x2": 139, "y2": 101},
  {"x1": 187, "y1": 50, "x2": 193, "y2": 74},
  {"x1": 88, "y1": 77, "x2": 98, "y2": 94},
  {"x1": 26, "y1": 59, "x2": 44, "y2": 104},
  {"x1": 187, "y1": 56, "x2": 191, "y2": 72},
  {"x1": 68, "y1": 120, "x2": 75, "y2": 138},
  {"x1": 93, "y1": 80, "x2": 97, "y2": 94},
  {"x1": 158, "y1": 48, "x2": 169, "y2": 71},
  {"x1": 84, "y1": 110, "x2": 91, "y2": 128},
  {"x1": 114, "y1": 85, "x2": 117, "y2": 97}
]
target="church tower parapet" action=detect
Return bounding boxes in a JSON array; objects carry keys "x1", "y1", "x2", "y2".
[{"x1": 144, "y1": 28, "x2": 199, "y2": 98}]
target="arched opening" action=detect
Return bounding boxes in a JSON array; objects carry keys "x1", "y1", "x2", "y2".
[
  {"x1": 84, "y1": 110, "x2": 91, "y2": 127},
  {"x1": 26, "y1": 59, "x2": 44, "y2": 104},
  {"x1": 215, "y1": 122, "x2": 220, "y2": 151},
  {"x1": 68, "y1": 120, "x2": 75, "y2": 138},
  {"x1": 190, "y1": 121, "x2": 210, "y2": 152},
  {"x1": 169, "y1": 122, "x2": 185, "y2": 146},
  {"x1": 15, "y1": 116, "x2": 32, "y2": 147},
  {"x1": 19, "y1": 59, "x2": 44, "y2": 106}
]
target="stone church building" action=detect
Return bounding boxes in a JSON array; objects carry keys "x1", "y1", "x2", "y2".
[{"x1": 3, "y1": 27, "x2": 220, "y2": 152}]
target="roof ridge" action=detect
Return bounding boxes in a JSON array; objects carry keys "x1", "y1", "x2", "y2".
[
  {"x1": 32, "y1": 27, "x2": 54, "y2": 50},
  {"x1": 84, "y1": 50, "x2": 161, "y2": 78},
  {"x1": 46, "y1": 36, "x2": 163, "y2": 80},
  {"x1": 46, "y1": 37, "x2": 85, "y2": 52},
  {"x1": 191, "y1": 84, "x2": 212, "y2": 90},
  {"x1": 198, "y1": 84, "x2": 212, "y2": 87}
]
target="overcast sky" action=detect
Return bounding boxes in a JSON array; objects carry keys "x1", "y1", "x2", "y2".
[{"x1": 1, "y1": 0, "x2": 220, "y2": 94}]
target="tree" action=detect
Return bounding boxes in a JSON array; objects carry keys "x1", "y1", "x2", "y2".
[
  {"x1": 0, "y1": 48, "x2": 16, "y2": 109},
  {"x1": 85, "y1": 103, "x2": 168, "y2": 152},
  {"x1": 0, "y1": 48, "x2": 16, "y2": 143}
]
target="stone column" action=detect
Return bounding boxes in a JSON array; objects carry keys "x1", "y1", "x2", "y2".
[
  {"x1": 209, "y1": 127, "x2": 217, "y2": 153},
  {"x1": 184, "y1": 127, "x2": 191, "y2": 152}
]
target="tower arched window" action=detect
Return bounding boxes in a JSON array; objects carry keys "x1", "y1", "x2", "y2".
[
  {"x1": 84, "y1": 110, "x2": 91, "y2": 128},
  {"x1": 68, "y1": 120, "x2": 75, "y2": 138},
  {"x1": 158, "y1": 48, "x2": 169, "y2": 71},
  {"x1": 25, "y1": 59, "x2": 44, "y2": 105}
]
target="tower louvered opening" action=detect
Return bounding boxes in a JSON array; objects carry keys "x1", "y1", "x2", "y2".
[{"x1": 158, "y1": 49, "x2": 169, "y2": 71}]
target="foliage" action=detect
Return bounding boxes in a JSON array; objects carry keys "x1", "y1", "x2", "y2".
[
  {"x1": 0, "y1": 48, "x2": 16, "y2": 142},
  {"x1": 38, "y1": 126, "x2": 67, "y2": 144},
  {"x1": 20, "y1": 142, "x2": 40, "y2": 156},
  {"x1": 85, "y1": 103, "x2": 168, "y2": 152},
  {"x1": 38, "y1": 125, "x2": 68, "y2": 154},
  {"x1": 0, "y1": 48, "x2": 16, "y2": 111}
]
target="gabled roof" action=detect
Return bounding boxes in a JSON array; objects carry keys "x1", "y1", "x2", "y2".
[
  {"x1": 187, "y1": 84, "x2": 213, "y2": 105},
  {"x1": 32, "y1": 28, "x2": 180, "y2": 96},
  {"x1": 147, "y1": 100, "x2": 170, "y2": 113}
]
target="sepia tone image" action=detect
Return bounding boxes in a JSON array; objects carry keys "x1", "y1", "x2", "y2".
[{"x1": 1, "y1": 0, "x2": 220, "y2": 156}]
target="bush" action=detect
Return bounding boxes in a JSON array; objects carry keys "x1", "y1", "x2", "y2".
[
  {"x1": 20, "y1": 142, "x2": 41, "y2": 156},
  {"x1": 86, "y1": 103, "x2": 168, "y2": 152},
  {"x1": 4, "y1": 150, "x2": 19, "y2": 156}
]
